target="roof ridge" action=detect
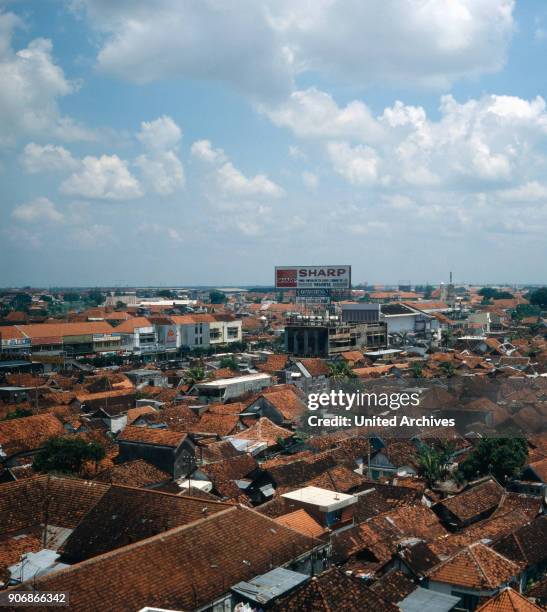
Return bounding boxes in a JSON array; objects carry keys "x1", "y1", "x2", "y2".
[{"x1": 109, "y1": 483, "x2": 231, "y2": 506}]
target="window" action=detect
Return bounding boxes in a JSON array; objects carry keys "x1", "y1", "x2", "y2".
[{"x1": 227, "y1": 327, "x2": 239, "y2": 338}]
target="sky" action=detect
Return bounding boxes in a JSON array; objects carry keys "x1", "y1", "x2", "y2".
[{"x1": 1, "y1": 0, "x2": 546, "y2": 287}]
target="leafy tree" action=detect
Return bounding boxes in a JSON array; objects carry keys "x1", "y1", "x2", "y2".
[
  {"x1": 115, "y1": 301, "x2": 126, "y2": 309},
  {"x1": 329, "y1": 361, "x2": 356, "y2": 382},
  {"x1": 209, "y1": 290, "x2": 227, "y2": 304},
  {"x1": 11, "y1": 293, "x2": 32, "y2": 311},
  {"x1": 439, "y1": 361, "x2": 456, "y2": 377},
  {"x1": 417, "y1": 442, "x2": 454, "y2": 486},
  {"x1": 157, "y1": 289, "x2": 174, "y2": 299},
  {"x1": 87, "y1": 291, "x2": 104, "y2": 305},
  {"x1": 63, "y1": 292, "x2": 81, "y2": 302},
  {"x1": 459, "y1": 438, "x2": 528, "y2": 483},
  {"x1": 441, "y1": 328, "x2": 453, "y2": 348},
  {"x1": 33, "y1": 437, "x2": 105, "y2": 474},
  {"x1": 528, "y1": 287, "x2": 547, "y2": 309},
  {"x1": 219, "y1": 356, "x2": 239, "y2": 371},
  {"x1": 411, "y1": 362, "x2": 423, "y2": 378},
  {"x1": 183, "y1": 366, "x2": 206, "y2": 386},
  {"x1": 478, "y1": 287, "x2": 513, "y2": 300},
  {"x1": 3, "y1": 407, "x2": 33, "y2": 420}
]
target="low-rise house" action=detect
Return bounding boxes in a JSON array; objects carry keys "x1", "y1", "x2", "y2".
[
  {"x1": 492, "y1": 516, "x2": 547, "y2": 585},
  {"x1": 476, "y1": 587, "x2": 543, "y2": 612},
  {"x1": 93, "y1": 459, "x2": 171, "y2": 488},
  {"x1": 230, "y1": 417, "x2": 294, "y2": 454},
  {"x1": 427, "y1": 542, "x2": 521, "y2": 611},
  {"x1": 117, "y1": 426, "x2": 196, "y2": 478},
  {"x1": 280, "y1": 486, "x2": 358, "y2": 530},
  {"x1": 12, "y1": 505, "x2": 326, "y2": 611},
  {"x1": 193, "y1": 372, "x2": 273, "y2": 403},
  {"x1": 433, "y1": 480, "x2": 505, "y2": 530},
  {"x1": 245, "y1": 387, "x2": 307, "y2": 427},
  {"x1": 0, "y1": 413, "x2": 65, "y2": 467}
]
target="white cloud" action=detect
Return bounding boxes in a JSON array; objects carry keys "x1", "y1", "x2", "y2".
[
  {"x1": 0, "y1": 12, "x2": 92, "y2": 145},
  {"x1": 263, "y1": 88, "x2": 384, "y2": 142},
  {"x1": 137, "y1": 115, "x2": 181, "y2": 152},
  {"x1": 498, "y1": 181, "x2": 547, "y2": 202},
  {"x1": 74, "y1": 0, "x2": 514, "y2": 97},
  {"x1": 327, "y1": 142, "x2": 379, "y2": 185},
  {"x1": 12, "y1": 197, "x2": 64, "y2": 223},
  {"x1": 21, "y1": 142, "x2": 79, "y2": 173},
  {"x1": 216, "y1": 162, "x2": 284, "y2": 198},
  {"x1": 60, "y1": 154, "x2": 143, "y2": 200},
  {"x1": 136, "y1": 116, "x2": 185, "y2": 195},
  {"x1": 302, "y1": 171, "x2": 318, "y2": 190},
  {"x1": 268, "y1": 0, "x2": 515, "y2": 89},
  {"x1": 71, "y1": 223, "x2": 113, "y2": 248},
  {"x1": 73, "y1": 0, "x2": 293, "y2": 100},
  {"x1": 191, "y1": 139, "x2": 227, "y2": 163},
  {"x1": 135, "y1": 151, "x2": 184, "y2": 196}
]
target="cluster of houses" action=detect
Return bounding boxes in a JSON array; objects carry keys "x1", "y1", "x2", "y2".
[{"x1": 0, "y1": 284, "x2": 545, "y2": 610}]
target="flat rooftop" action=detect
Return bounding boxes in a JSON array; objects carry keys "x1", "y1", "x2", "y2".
[{"x1": 281, "y1": 486, "x2": 357, "y2": 512}]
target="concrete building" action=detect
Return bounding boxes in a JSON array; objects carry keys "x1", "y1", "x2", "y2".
[
  {"x1": 284, "y1": 314, "x2": 387, "y2": 357},
  {"x1": 193, "y1": 373, "x2": 273, "y2": 403}
]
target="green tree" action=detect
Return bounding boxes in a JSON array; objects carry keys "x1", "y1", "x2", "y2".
[
  {"x1": 11, "y1": 293, "x2": 32, "y2": 311},
  {"x1": 183, "y1": 366, "x2": 206, "y2": 386},
  {"x1": 528, "y1": 287, "x2": 547, "y2": 309},
  {"x1": 87, "y1": 291, "x2": 104, "y2": 305},
  {"x1": 417, "y1": 442, "x2": 454, "y2": 486},
  {"x1": 219, "y1": 356, "x2": 239, "y2": 371},
  {"x1": 157, "y1": 289, "x2": 174, "y2": 299},
  {"x1": 329, "y1": 361, "x2": 356, "y2": 382},
  {"x1": 33, "y1": 437, "x2": 105, "y2": 475},
  {"x1": 209, "y1": 290, "x2": 227, "y2": 304},
  {"x1": 63, "y1": 292, "x2": 81, "y2": 302},
  {"x1": 459, "y1": 438, "x2": 528, "y2": 483},
  {"x1": 2, "y1": 407, "x2": 33, "y2": 420},
  {"x1": 411, "y1": 362, "x2": 423, "y2": 378},
  {"x1": 439, "y1": 361, "x2": 456, "y2": 377}
]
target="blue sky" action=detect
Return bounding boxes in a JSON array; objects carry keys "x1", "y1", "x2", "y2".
[{"x1": 1, "y1": 0, "x2": 546, "y2": 287}]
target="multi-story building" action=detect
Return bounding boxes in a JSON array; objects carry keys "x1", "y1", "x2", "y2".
[{"x1": 284, "y1": 314, "x2": 387, "y2": 357}]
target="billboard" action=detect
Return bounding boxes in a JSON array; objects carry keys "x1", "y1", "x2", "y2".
[{"x1": 275, "y1": 266, "x2": 351, "y2": 289}]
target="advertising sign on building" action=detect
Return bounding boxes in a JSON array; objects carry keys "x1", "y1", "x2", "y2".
[{"x1": 275, "y1": 266, "x2": 351, "y2": 289}]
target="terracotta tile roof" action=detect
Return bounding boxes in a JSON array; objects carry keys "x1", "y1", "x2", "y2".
[
  {"x1": 117, "y1": 426, "x2": 187, "y2": 448},
  {"x1": 146, "y1": 405, "x2": 199, "y2": 431},
  {"x1": 198, "y1": 439, "x2": 241, "y2": 464},
  {"x1": 370, "y1": 569, "x2": 416, "y2": 603},
  {"x1": 191, "y1": 412, "x2": 240, "y2": 437},
  {"x1": 126, "y1": 405, "x2": 157, "y2": 424},
  {"x1": 0, "y1": 413, "x2": 65, "y2": 457},
  {"x1": 429, "y1": 542, "x2": 519, "y2": 590},
  {"x1": 16, "y1": 321, "x2": 114, "y2": 339},
  {"x1": 526, "y1": 458, "x2": 547, "y2": 482},
  {"x1": 231, "y1": 417, "x2": 293, "y2": 448},
  {"x1": 0, "y1": 534, "x2": 42, "y2": 584},
  {"x1": 271, "y1": 567, "x2": 398, "y2": 612},
  {"x1": 93, "y1": 459, "x2": 171, "y2": 488},
  {"x1": 476, "y1": 587, "x2": 543, "y2": 612},
  {"x1": 199, "y1": 453, "x2": 257, "y2": 489},
  {"x1": 256, "y1": 353, "x2": 289, "y2": 374},
  {"x1": 17, "y1": 505, "x2": 319, "y2": 612},
  {"x1": 274, "y1": 508, "x2": 326, "y2": 538},
  {"x1": 60, "y1": 485, "x2": 232, "y2": 563},
  {"x1": 0, "y1": 475, "x2": 109, "y2": 537},
  {"x1": 111, "y1": 317, "x2": 152, "y2": 333},
  {"x1": 170, "y1": 313, "x2": 216, "y2": 324},
  {"x1": 297, "y1": 358, "x2": 331, "y2": 377},
  {"x1": 368, "y1": 503, "x2": 447, "y2": 542},
  {"x1": 206, "y1": 402, "x2": 245, "y2": 415},
  {"x1": 0, "y1": 326, "x2": 27, "y2": 340},
  {"x1": 435, "y1": 479, "x2": 504, "y2": 523},
  {"x1": 340, "y1": 350, "x2": 365, "y2": 363},
  {"x1": 259, "y1": 388, "x2": 307, "y2": 422},
  {"x1": 74, "y1": 388, "x2": 135, "y2": 403},
  {"x1": 306, "y1": 465, "x2": 364, "y2": 493},
  {"x1": 492, "y1": 516, "x2": 547, "y2": 570}
]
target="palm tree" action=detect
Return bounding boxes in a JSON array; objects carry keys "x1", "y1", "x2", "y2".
[
  {"x1": 183, "y1": 366, "x2": 206, "y2": 386},
  {"x1": 328, "y1": 361, "x2": 356, "y2": 382}
]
